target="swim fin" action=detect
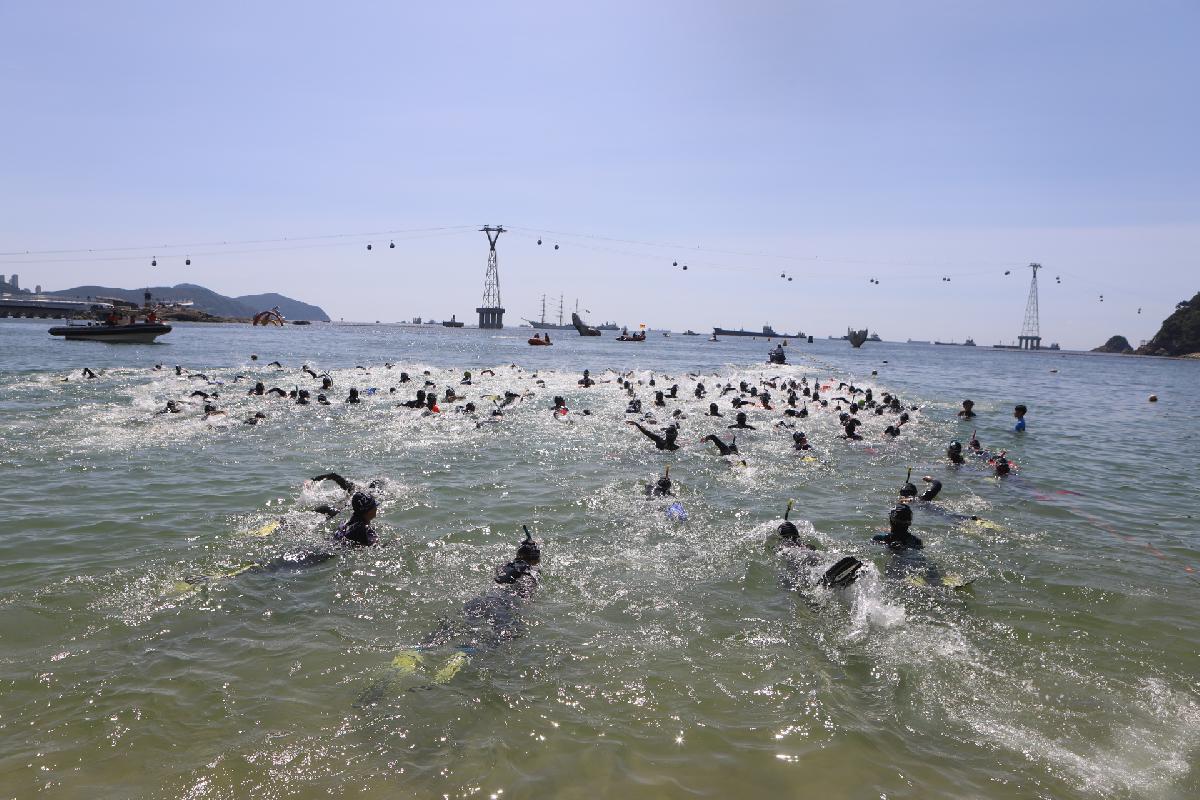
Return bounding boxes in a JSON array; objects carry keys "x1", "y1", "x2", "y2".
[
  {"x1": 432, "y1": 651, "x2": 469, "y2": 684},
  {"x1": 250, "y1": 520, "x2": 281, "y2": 537},
  {"x1": 820, "y1": 556, "x2": 864, "y2": 589},
  {"x1": 390, "y1": 650, "x2": 425, "y2": 674}
]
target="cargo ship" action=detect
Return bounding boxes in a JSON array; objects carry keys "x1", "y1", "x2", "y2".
[{"x1": 712, "y1": 324, "x2": 802, "y2": 339}]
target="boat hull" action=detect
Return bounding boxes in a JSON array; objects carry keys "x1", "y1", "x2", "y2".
[
  {"x1": 713, "y1": 326, "x2": 802, "y2": 339},
  {"x1": 48, "y1": 323, "x2": 173, "y2": 343}
]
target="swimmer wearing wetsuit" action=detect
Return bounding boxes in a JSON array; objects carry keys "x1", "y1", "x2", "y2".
[
  {"x1": 702, "y1": 434, "x2": 739, "y2": 456},
  {"x1": 627, "y1": 421, "x2": 680, "y2": 450},
  {"x1": 333, "y1": 492, "x2": 379, "y2": 547},
  {"x1": 728, "y1": 412, "x2": 756, "y2": 430}
]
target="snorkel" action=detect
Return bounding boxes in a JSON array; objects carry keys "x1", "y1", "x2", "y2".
[
  {"x1": 778, "y1": 499, "x2": 800, "y2": 540},
  {"x1": 899, "y1": 466, "x2": 917, "y2": 498}
]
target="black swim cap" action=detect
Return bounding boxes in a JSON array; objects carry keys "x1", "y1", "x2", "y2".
[
  {"x1": 516, "y1": 528, "x2": 541, "y2": 563},
  {"x1": 948, "y1": 440, "x2": 962, "y2": 453},
  {"x1": 889, "y1": 503, "x2": 913, "y2": 527},
  {"x1": 351, "y1": 492, "x2": 377, "y2": 514},
  {"x1": 778, "y1": 519, "x2": 800, "y2": 539},
  {"x1": 899, "y1": 482, "x2": 917, "y2": 497}
]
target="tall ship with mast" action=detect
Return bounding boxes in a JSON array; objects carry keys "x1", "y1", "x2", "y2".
[{"x1": 524, "y1": 295, "x2": 619, "y2": 330}]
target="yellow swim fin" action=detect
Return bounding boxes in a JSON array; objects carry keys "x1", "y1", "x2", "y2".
[
  {"x1": 250, "y1": 520, "x2": 281, "y2": 537},
  {"x1": 390, "y1": 650, "x2": 424, "y2": 674},
  {"x1": 432, "y1": 652, "x2": 469, "y2": 684}
]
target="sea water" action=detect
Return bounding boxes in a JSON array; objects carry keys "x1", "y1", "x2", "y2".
[{"x1": 1, "y1": 318, "x2": 1197, "y2": 799}]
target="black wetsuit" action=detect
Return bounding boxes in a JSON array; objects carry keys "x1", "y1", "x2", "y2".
[
  {"x1": 703, "y1": 434, "x2": 739, "y2": 455},
  {"x1": 334, "y1": 516, "x2": 378, "y2": 547},
  {"x1": 630, "y1": 422, "x2": 679, "y2": 450}
]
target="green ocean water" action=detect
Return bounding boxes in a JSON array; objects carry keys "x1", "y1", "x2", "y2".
[{"x1": 1, "y1": 318, "x2": 1197, "y2": 799}]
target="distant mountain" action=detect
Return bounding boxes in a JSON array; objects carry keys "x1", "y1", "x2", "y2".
[
  {"x1": 1137, "y1": 292, "x2": 1200, "y2": 357},
  {"x1": 235, "y1": 293, "x2": 329, "y2": 322},
  {"x1": 47, "y1": 283, "x2": 329, "y2": 322},
  {"x1": 1092, "y1": 335, "x2": 1133, "y2": 354}
]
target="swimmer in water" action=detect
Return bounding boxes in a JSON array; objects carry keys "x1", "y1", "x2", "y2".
[
  {"x1": 202, "y1": 404, "x2": 227, "y2": 420},
  {"x1": 706, "y1": 402, "x2": 723, "y2": 417},
  {"x1": 841, "y1": 419, "x2": 862, "y2": 440},
  {"x1": 899, "y1": 475, "x2": 942, "y2": 502},
  {"x1": 346, "y1": 388, "x2": 361, "y2": 404},
  {"x1": 627, "y1": 420, "x2": 680, "y2": 450},
  {"x1": 947, "y1": 440, "x2": 965, "y2": 464},
  {"x1": 333, "y1": 492, "x2": 379, "y2": 547},
  {"x1": 1013, "y1": 404, "x2": 1027, "y2": 432},
  {"x1": 872, "y1": 503, "x2": 923, "y2": 550},
  {"x1": 399, "y1": 389, "x2": 426, "y2": 409},
  {"x1": 244, "y1": 411, "x2": 267, "y2": 425},
  {"x1": 82, "y1": 368, "x2": 97, "y2": 379},
  {"x1": 578, "y1": 369, "x2": 595, "y2": 387},
  {"x1": 356, "y1": 527, "x2": 542, "y2": 705},
  {"x1": 728, "y1": 412, "x2": 756, "y2": 430},
  {"x1": 792, "y1": 431, "x2": 811, "y2": 451},
  {"x1": 775, "y1": 501, "x2": 863, "y2": 589},
  {"x1": 157, "y1": 400, "x2": 181, "y2": 414},
  {"x1": 958, "y1": 399, "x2": 976, "y2": 419},
  {"x1": 701, "y1": 434, "x2": 739, "y2": 456},
  {"x1": 249, "y1": 381, "x2": 265, "y2": 396},
  {"x1": 645, "y1": 467, "x2": 673, "y2": 497}
]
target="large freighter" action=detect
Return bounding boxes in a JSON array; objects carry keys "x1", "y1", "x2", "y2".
[{"x1": 712, "y1": 324, "x2": 803, "y2": 339}]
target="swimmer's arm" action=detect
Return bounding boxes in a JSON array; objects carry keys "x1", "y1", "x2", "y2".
[
  {"x1": 312, "y1": 472, "x2": 356, "y2": 493},
  {"x1": 920, "y1": 477, "x2": 943, "y2": 501}
]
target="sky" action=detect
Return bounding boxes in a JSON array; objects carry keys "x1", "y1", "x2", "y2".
[{"x1": 1, "y1": 1, "x2": 1197, "y2": 348}]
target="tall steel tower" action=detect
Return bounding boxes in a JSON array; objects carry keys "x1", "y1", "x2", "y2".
[
  {"x1": 1017, "y1": 262, "x2": 1042, "y2": 350},
  {"x1": 476, "y1": 225, "x2": 505, "y2": 329}
]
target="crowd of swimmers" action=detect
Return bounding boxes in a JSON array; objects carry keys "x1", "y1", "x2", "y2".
[{"x1": 153, "y1": 356, "x2": 1033, "y2": 694}]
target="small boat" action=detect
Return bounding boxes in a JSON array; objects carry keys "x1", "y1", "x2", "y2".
[
  {"x1": 682, "y1": 330, "x2": 700, "y2": 336},
  {"x1": 291, "y1": 320, "x2": 312, "y2": 326},
  {"x1": 528, "y1": 333, "x2": 553, "y2": 346},
  {"x1": 442, "y1": 315, "x2": 464, "y2": 328},
  {"x1": 906, "y1": 338, "x2": 931, "y2": 345},
  {"x1": 49, "y1": 321, "x2": 173, "y2": 343},
  {"x1": 616, "y1": 327, "x2": 646, "y2": 342},
  {"x1": 662, "y1": 331, "x2": 670, "y2": 338}
]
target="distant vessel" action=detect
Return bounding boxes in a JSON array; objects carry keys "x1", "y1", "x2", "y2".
[
  {"x1": 442, "y1": 315, "x2": 464, "y2": 328},
  {"x1": 712, "y1": 324, "x2": 802, "y2": 339},
  {"x1": 411, "y1": 317, "x2": 422, "y2": 325},
  {"x1": 526, "y1": 295, "x2": 616, "y2": 330},
  {"x1": 906, "y1": 338, "x2": 931, "y2": 345},
  {"x1": 830, "y1": 332, "x2": 882, "y2": 342},
  {"x1": 682, "y1": 330, "x2": 700, "y2": 336},
  {"x1": 934, "y1": 337, "x2": 976, "y2": 346}
]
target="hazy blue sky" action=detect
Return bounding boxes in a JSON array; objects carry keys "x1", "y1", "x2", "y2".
[{"x1": 1, "y1": 1, "x2": 1196, "y2": 347}]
